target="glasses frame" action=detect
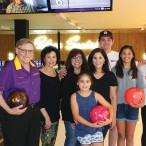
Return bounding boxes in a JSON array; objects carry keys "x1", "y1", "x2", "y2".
[
  {"x1": 17, "y1": 47, "x2": 35, "y2": 54},
  {"x1": 72, "y1": 55, "x2": 83, "y2": 61}
]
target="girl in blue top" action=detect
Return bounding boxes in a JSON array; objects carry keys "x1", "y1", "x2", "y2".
[{"x1": 71, "y1": 72, "x2": 113, "y2": 146}]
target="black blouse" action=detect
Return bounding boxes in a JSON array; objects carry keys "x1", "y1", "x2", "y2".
[
  {"x1": 39, "y1": 71, "x2": 61, "y2": 123},
  {"x1": 61, "y1": 70, "x2": 78, "y2": 123},
  {"x1": 92, "y1": 71, "x2": 118, "y2": 103}
]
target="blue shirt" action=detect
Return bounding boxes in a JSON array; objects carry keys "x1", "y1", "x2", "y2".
[{"x1": 75, "y1": 91, "x2": 102, "y2": 137}]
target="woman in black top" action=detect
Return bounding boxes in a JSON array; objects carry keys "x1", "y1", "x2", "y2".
[
  {"x1": 39, "y1": 46, "x2": 61, "y2": 146},
  {"x1": 61, "y1": 49, "x2": 88, "y2": 146},
  {"x1": 88, "y1": 48, "x2": 118, "y2": 143}
]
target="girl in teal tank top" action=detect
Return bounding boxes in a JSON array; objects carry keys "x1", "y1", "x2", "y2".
[{"x1": 71, "y1": 72, "x2": 114, "y2": 146}]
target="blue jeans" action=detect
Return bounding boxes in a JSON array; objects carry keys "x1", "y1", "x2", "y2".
[
  {"x1": 116, "y1": 104, "x2": 139, "y2": 122},
  {"x1": 64, "y1": 121, "x2": 80, "y2": 146}
]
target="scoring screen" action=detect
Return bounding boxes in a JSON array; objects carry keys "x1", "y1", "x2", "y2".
[{"x1": 50, "y1": 0, "x2": 111, "y2": 10}]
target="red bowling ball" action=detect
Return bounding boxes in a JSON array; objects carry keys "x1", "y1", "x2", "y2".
[
  {"x1": 124, "y1": 87, "x2": 144, "y2": 105},
  {"x1": 90, "y1": 105, "x2": 110, "y2": 123},
  {"x1": 7, "y1": 89, "x2": 29, "y2": 109}
]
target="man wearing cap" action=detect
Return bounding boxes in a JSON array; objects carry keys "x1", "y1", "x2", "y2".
[
  {"x1": 98, "y1": 30, "x2": 118, "y2": 146},
  {"x1": 99, "y1": 30, "x2": 119, "y2": 70}
]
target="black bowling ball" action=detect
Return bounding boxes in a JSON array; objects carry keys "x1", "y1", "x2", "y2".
[{"x1": 7, "y1": 89, "x2": 29, "y2": 109}]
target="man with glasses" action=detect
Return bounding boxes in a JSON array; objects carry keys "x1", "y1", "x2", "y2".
[{"x1": 0, "y1": 38, "x2": 40, "y2": 146}]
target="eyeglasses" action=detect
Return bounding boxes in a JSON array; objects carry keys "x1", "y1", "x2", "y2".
[
  {"x1": 17, "y1": 47, "x2": 35, "y2": 54},
  {"x1": 72, "y1": 56, "x2": 82, "y2": 60}
]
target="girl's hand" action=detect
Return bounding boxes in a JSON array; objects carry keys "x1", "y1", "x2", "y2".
[
  {"x1": 44, "y1": 118, "x2": 52, "y2": 130},
  {"x1": 97, "y1": 118, "x2": 112, "y2": 127},
  {"x1": 91, "y1": 118, "x2": 111, "y2": 128},
  {"x1": 10, "y1": 105, "x2": 27, "y2": 115},
  {"x1": 71, "y1": 123, "x2": 76, "y2": 129},
  {"x1": 91, "y1": 122, "x2": 103, "y2": 128},
  {"x1": 74, "y1": 120, "x2": 78, "y2": 124},
  {"x1": 130, "y1": 99, "x2": 144, "y2": 108}
]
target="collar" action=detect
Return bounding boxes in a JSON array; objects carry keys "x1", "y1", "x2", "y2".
[{"x1": 14, "y1": 56, "x2": 35, "y2": 70}]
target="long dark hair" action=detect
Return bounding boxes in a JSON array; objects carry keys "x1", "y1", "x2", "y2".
[
  {"x1": 65, "y1": 48, "x2": 88, "y2": 73},
  {"x1": 88, "y1": 48, "x2": 109, "y2": 73},
  {"x1": 115, "y1": 45, "x2": 138, "y2": 78}
]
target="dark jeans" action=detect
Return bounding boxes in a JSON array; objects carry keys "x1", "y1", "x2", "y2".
[
  {"x1": 64, "y1": 121, "x2": 80, "y2": 146},
  {"x1": 141, "y1": 105, "x2": 146, "y2": 146},
  {"x1": 102, "y1": 124, "x2": 110, "y2": 139},
  {"x1": 0, "y1": 106, "x2": 41, "y2": 146}
]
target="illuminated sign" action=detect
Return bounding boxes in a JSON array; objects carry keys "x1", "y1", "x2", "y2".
[
  {"x1": 34, "y1": 36, "x2": 63, "y2": 50},
  {"x1": 66, "y1": 35, "x2": 99, "y2": 50},
  {"x1": 34, "y1": 35, "x2": 99, "y2": 50}
]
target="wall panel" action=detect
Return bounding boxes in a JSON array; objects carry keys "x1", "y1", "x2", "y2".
[{"x1": 0, "y1": 32, "x2": 146, "y2": 61}]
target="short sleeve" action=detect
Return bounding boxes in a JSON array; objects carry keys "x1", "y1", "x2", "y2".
[
  {"x1": 136, "y1": 70, "x2": 145, "y2": 88},
  {"x1": 0, "y1": 65, "x2": 13, "y2": 92},
  {"x1": 109, "y1": 71, "x2": 118, "y2": 86}
]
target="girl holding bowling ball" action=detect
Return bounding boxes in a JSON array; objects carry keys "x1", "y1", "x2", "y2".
[
  {"x1": 88, "y1": 48, "x2": 118, "y2": 144},
  {"x1": 39, "y1": 46, "x2": 61, "y2": 146},
  {"x1": 112, "y1": 45, "x2": 145, "y2": 146},
  {"x1": 71, "y1": 72, "x2": 113, "y2": 146}
]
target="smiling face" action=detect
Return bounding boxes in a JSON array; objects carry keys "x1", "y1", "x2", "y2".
[
  {"x1": 99, "y1": 37, "x2": 114, "y2": 53},
  {"x1": 77, "y1": 74, "x2": 92, "y2": 92},
  {"x1": 16, "y1": 43, "x2": 34, "y2": 66},
  {"x1": 120, "y1": 48, "x2": 134, "y2": 65},
  {"x1": 92, "y1": 52, "x2": 105, "y2": 70},
  {"x1": 44, "y1": 51, "x2": 57, "y2": 68},
  {"x1": 71, "y1": 54, "x2": 83, "y2": 69}
]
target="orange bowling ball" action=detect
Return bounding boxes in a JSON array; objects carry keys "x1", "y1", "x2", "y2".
[
  {"x1": 7, "y1": 89, "x2": 29, "y2": 109},
  {"x1": 124, "y1": 87, "x2": 144, "y2": 105}
]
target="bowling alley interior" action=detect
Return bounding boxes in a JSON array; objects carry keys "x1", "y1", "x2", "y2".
[{"x1": 0, "y1": 0, "x2": 146, "y2": 146}]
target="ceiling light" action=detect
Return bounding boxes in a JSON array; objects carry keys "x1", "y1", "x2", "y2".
[
  {"x1": 0, "y1": 25, "x2": 11, "y2": 30},
  {"x1": 141, "y1": 27, "x2": 144, "y2": 31},
  {"x1": 57, "y1": 14, "x2": 68, "y2": 21},
  {"x1": 57, "y1": 13, "x2": 83, "y2": 29},
  {"x1": 67, "y1": 20, "x2": 76, "y2": 26},
  {"x1": 77, "y1": 26, "x2": 82, "y2": 29}
]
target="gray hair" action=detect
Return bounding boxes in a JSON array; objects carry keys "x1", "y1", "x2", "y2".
[{"x1": 16, "y1": 38, "x2": 35, "y2": 48}]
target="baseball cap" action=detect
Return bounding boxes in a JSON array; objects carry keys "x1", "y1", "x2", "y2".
[{"x1": 99, "y1": 30, "x2": 113, "y2": 39}]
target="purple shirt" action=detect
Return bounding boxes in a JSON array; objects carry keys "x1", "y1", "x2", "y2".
[{"x1": 0, "y1": 56, "x2": 40, "y2": 104}]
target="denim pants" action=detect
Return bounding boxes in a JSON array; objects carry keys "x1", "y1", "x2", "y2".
[
  {"x1": 64, "y1": 121, "x2": 80, "y2": 146},
  {"x1": 102, "y1": 124, "x2": 110, "y2": 139}
]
